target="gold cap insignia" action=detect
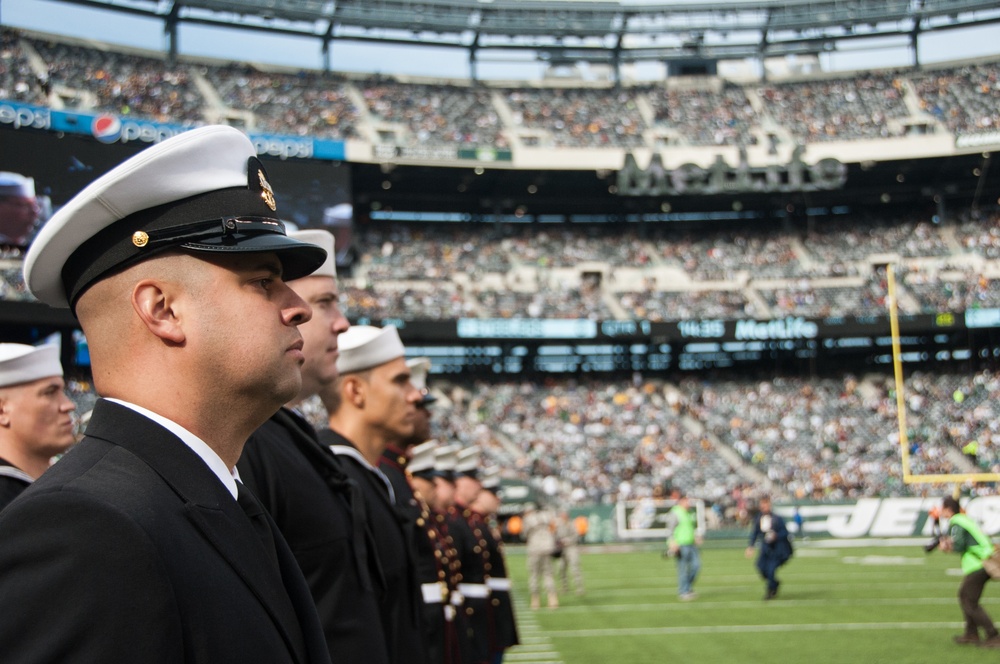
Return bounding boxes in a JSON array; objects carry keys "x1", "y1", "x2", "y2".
[
  {"x1": 258, "y1": 170, "x2": 276, "y2": 211},
  {"x1": 132, "y1": 231, "x2": 149, "y2": 248}
]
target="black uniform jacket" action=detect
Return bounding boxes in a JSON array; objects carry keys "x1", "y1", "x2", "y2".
[
  {"x1": 0, "y1": 399, "x2": 331, "y2": 664},
  {"x1": 448, "y1": 503, "x2": 492, "y2": 664},
  {"x1": 238, "y1": 408, "x2": 389, "y2": 664},
  {"x1": 319, "y1": 428, "x2": 427, "y2": 664},
  {"x1": 0, "y1": 455, "x2": 32, "y2": 512},
  {"x1": 477, "y1": 513, "x2": 520, "y2": 651}
]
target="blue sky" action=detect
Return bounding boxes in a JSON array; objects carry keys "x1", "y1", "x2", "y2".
[{"x1": 5, "y1": 0, "x2": 1000, "y2": 80}]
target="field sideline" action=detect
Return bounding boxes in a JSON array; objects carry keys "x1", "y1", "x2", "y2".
[{"x1": 501, "y1": 541, "x2": 1000, "y2": 664}]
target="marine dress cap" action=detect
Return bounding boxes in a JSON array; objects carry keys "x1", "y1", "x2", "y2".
[
  {"x1": 0, "y1": 344, "x2": 63, "y2": 388},
  {"x1": 455, "y1": 446, "x2": 481, "y2": 479},
  {"x1": 406, "y1": 356, "x2": 437, "y2": 405},
  {"x1": 434, "y1": 444, "x2": 459, "y2": 481},
  {"x1": 408, "y1": 440, "x2": 438, "y2": 477},
  {"x1": 23, "y1": 125, "x2": 327, "y2": 309},
  {"x1": 336, "y1": 325, "x2": 405, "y2": 374},
  {"x1": 480, "y1": 467, "x2": 501, "y2": 494},
  {"x1": 288, "y1": 229, "x2": 336, "y2": 280}
]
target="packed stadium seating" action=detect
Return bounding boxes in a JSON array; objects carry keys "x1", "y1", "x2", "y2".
[
  {"x1": 5, "y1": 27, "x2": 1000, "y2": 147},
  {"x1": 6, "y1": 208, "x2": 1000, "y2": 321},
  {"x1": 283, "y1": 368, "x2": 993, "y2": 514}
]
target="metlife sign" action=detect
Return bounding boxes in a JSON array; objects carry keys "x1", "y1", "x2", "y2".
[{"x1": 0, "y1": 100, "x2": 345, "y2": 162}]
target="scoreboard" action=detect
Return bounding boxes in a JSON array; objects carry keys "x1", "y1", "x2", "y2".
[{"x1": 352, "y1": 310, "x2": 984, "y2": 375}]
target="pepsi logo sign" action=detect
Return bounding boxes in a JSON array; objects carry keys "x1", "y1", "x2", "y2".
[{"x1": 91, "y1": 115, "x2": 122, "y2": 144}]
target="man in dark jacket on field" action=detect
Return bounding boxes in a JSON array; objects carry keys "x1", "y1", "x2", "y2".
[{"x1": 745, "y1": 496, "x2": 793, "y2": 600}]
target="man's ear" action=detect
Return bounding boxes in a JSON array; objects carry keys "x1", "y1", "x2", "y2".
[
  {"x1": 132, "y1": 279, "x2": 186, "y2": 344},
  {"x1": 343, "y1": 376, "x2": 366, "y2": 408},
  {"x1": 0, "y1": 394, "x2": 10, "y2": 427}
]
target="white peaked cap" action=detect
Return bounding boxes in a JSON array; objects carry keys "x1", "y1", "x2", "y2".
[
  {"x1": 408, "y1": 440, "x2": 438, "y2": 475},
  {"x1": 289, "y1": 229, "x2": 337, "y2": 279},
  {"x1": 0, "y1": 344, "x2": 63, "y2": 387},
  {"x1": 24, "y1": 125, "x2": 326, "y2": 309},
  {"x1": 455, "y1": 446, "x2": 481, "y2": 477},
  {"x1": 406, "y1": 357, "x2": 431, "y2": 391},
  {"x1": 335, "y1": 325, "x2": 405, "y2": 374},
  {"x1": 434, "y1": 444, "x2": 459, "y2": 473},
  {"x1": 480, "y1": 467, "x2": 502, "y2": 492}
]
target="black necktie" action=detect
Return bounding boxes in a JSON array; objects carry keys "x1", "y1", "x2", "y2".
[{"x1": 236, "y1": 481, "x2": 280, "y2": 570}]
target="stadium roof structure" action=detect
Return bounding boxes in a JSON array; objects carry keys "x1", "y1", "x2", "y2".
[{"x1": 38, "y1": 0, "x2": 1000, "y2": 76}]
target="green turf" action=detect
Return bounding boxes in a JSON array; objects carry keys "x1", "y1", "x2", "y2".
[{"x1": 501, "y1": 542, "x2": 1000, "y2": 664}]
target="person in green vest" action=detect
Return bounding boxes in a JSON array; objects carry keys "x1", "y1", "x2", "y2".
[
  {"x1": 939, "y1": 496, "x2": 1000, "y2": 647},
  {"x1": 665, "y1": 494, "x2": 702, "y2": 601},
  {"x1": 962, "y1": 440, "x2": 979, "y2": 466}
]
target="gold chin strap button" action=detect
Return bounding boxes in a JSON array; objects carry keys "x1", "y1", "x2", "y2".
[{"x1": 132, "y1": 231, "x2": 149, "y2": 248}]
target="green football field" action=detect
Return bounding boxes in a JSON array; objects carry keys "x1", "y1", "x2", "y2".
[{"x1": 501, "y1": 541, "x2": 1000, "y2": 664}]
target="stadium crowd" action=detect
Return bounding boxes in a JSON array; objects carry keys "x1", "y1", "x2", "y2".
[
  {"x1": 5, "y1": 208, "x2": 1000, "y2": 321},
  {"x1": 4, "y1": 27, "x2": 1000, "y2": 148}
]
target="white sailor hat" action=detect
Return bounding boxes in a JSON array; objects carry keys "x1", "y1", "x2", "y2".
[
  {"x1": 0, "y1": 172, "x2": 35, "y2": 198},
  {"x1": 0, "y1": 343, "x2": 63, "y2": 388},
  {"x1": 408, "y1": 440, "x2": 438, "y2": 477},
  {"x1": 434, "y1": 443, "x2": 459, "y2": 481},
  {"x1": 23, "y1": 125, "x2": 327, "y2": 310},
  {"x1": 336, "y1": 325, "x2": 405, "y2": 374},
  {"x1": 455, "y1": 446, "x2": 481, "y2": 480},
  {"x1": 288, "y1": 229, "x2": 336, "y2": 280},
  {"x1": 406, "y1": 356, "x2": 436, "y2": 405}
]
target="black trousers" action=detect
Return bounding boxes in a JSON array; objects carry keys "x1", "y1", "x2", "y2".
[{"x1": 959, "y1": 568, "x2": 998, "y2": 637}]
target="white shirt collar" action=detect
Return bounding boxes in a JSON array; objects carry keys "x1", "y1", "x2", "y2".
[{"x1": 105, "y1": 398, "x2": 239, "y2": 499}]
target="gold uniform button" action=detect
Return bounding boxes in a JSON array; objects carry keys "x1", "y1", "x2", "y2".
[{"x1": 132, "y1": 231, "x2": 149, "y2": 247}]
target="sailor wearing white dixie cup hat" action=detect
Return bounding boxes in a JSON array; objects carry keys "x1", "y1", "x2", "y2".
[
  {"x1": 237, "y1": 229, "x2": 390, "y2": 664},
  {"x1": 1, "y1": 126, "x2": 332, "y2": 664},
  {"x1": 318, "y1": 324, "x2": 428, "y2": 664},
  {"x1": 0, "y1": 343, "x2": 76, "y2": 512}
]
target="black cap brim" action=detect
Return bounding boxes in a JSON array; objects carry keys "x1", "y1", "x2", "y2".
[{"x1": 183, "y1": 232, "x2": 328, "y2": 282}]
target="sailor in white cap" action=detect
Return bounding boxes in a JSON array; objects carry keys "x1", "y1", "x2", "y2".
[
  {"x1": 468, "y1": 467, "x2": 521, "y2": 661},
  {"x1": 318, "y1": 324, "x2": 427, "y2": 664},
  {"x1": 0, "y1": 172, "x2": 39, "y2": 245},
  {"x1": 237, "y1": 229, "x2": 389, "y2": 664},
  {"x1": 0, "y1": 126, "x2": 331, "y2": 664},
  {"x1": 0, "y1": 343, "x2": 75, "y2": 510}
]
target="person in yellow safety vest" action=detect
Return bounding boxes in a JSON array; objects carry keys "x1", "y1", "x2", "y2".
[
  {"x1": 665, "y1": 495, "x2": 703, "y2": 601},
  {"x1": 963, "y1": 440, "x2": 979, "y2": 467},
  {"x1": 939, "y1": 496, "x2": 1000, "y2": 648}
]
